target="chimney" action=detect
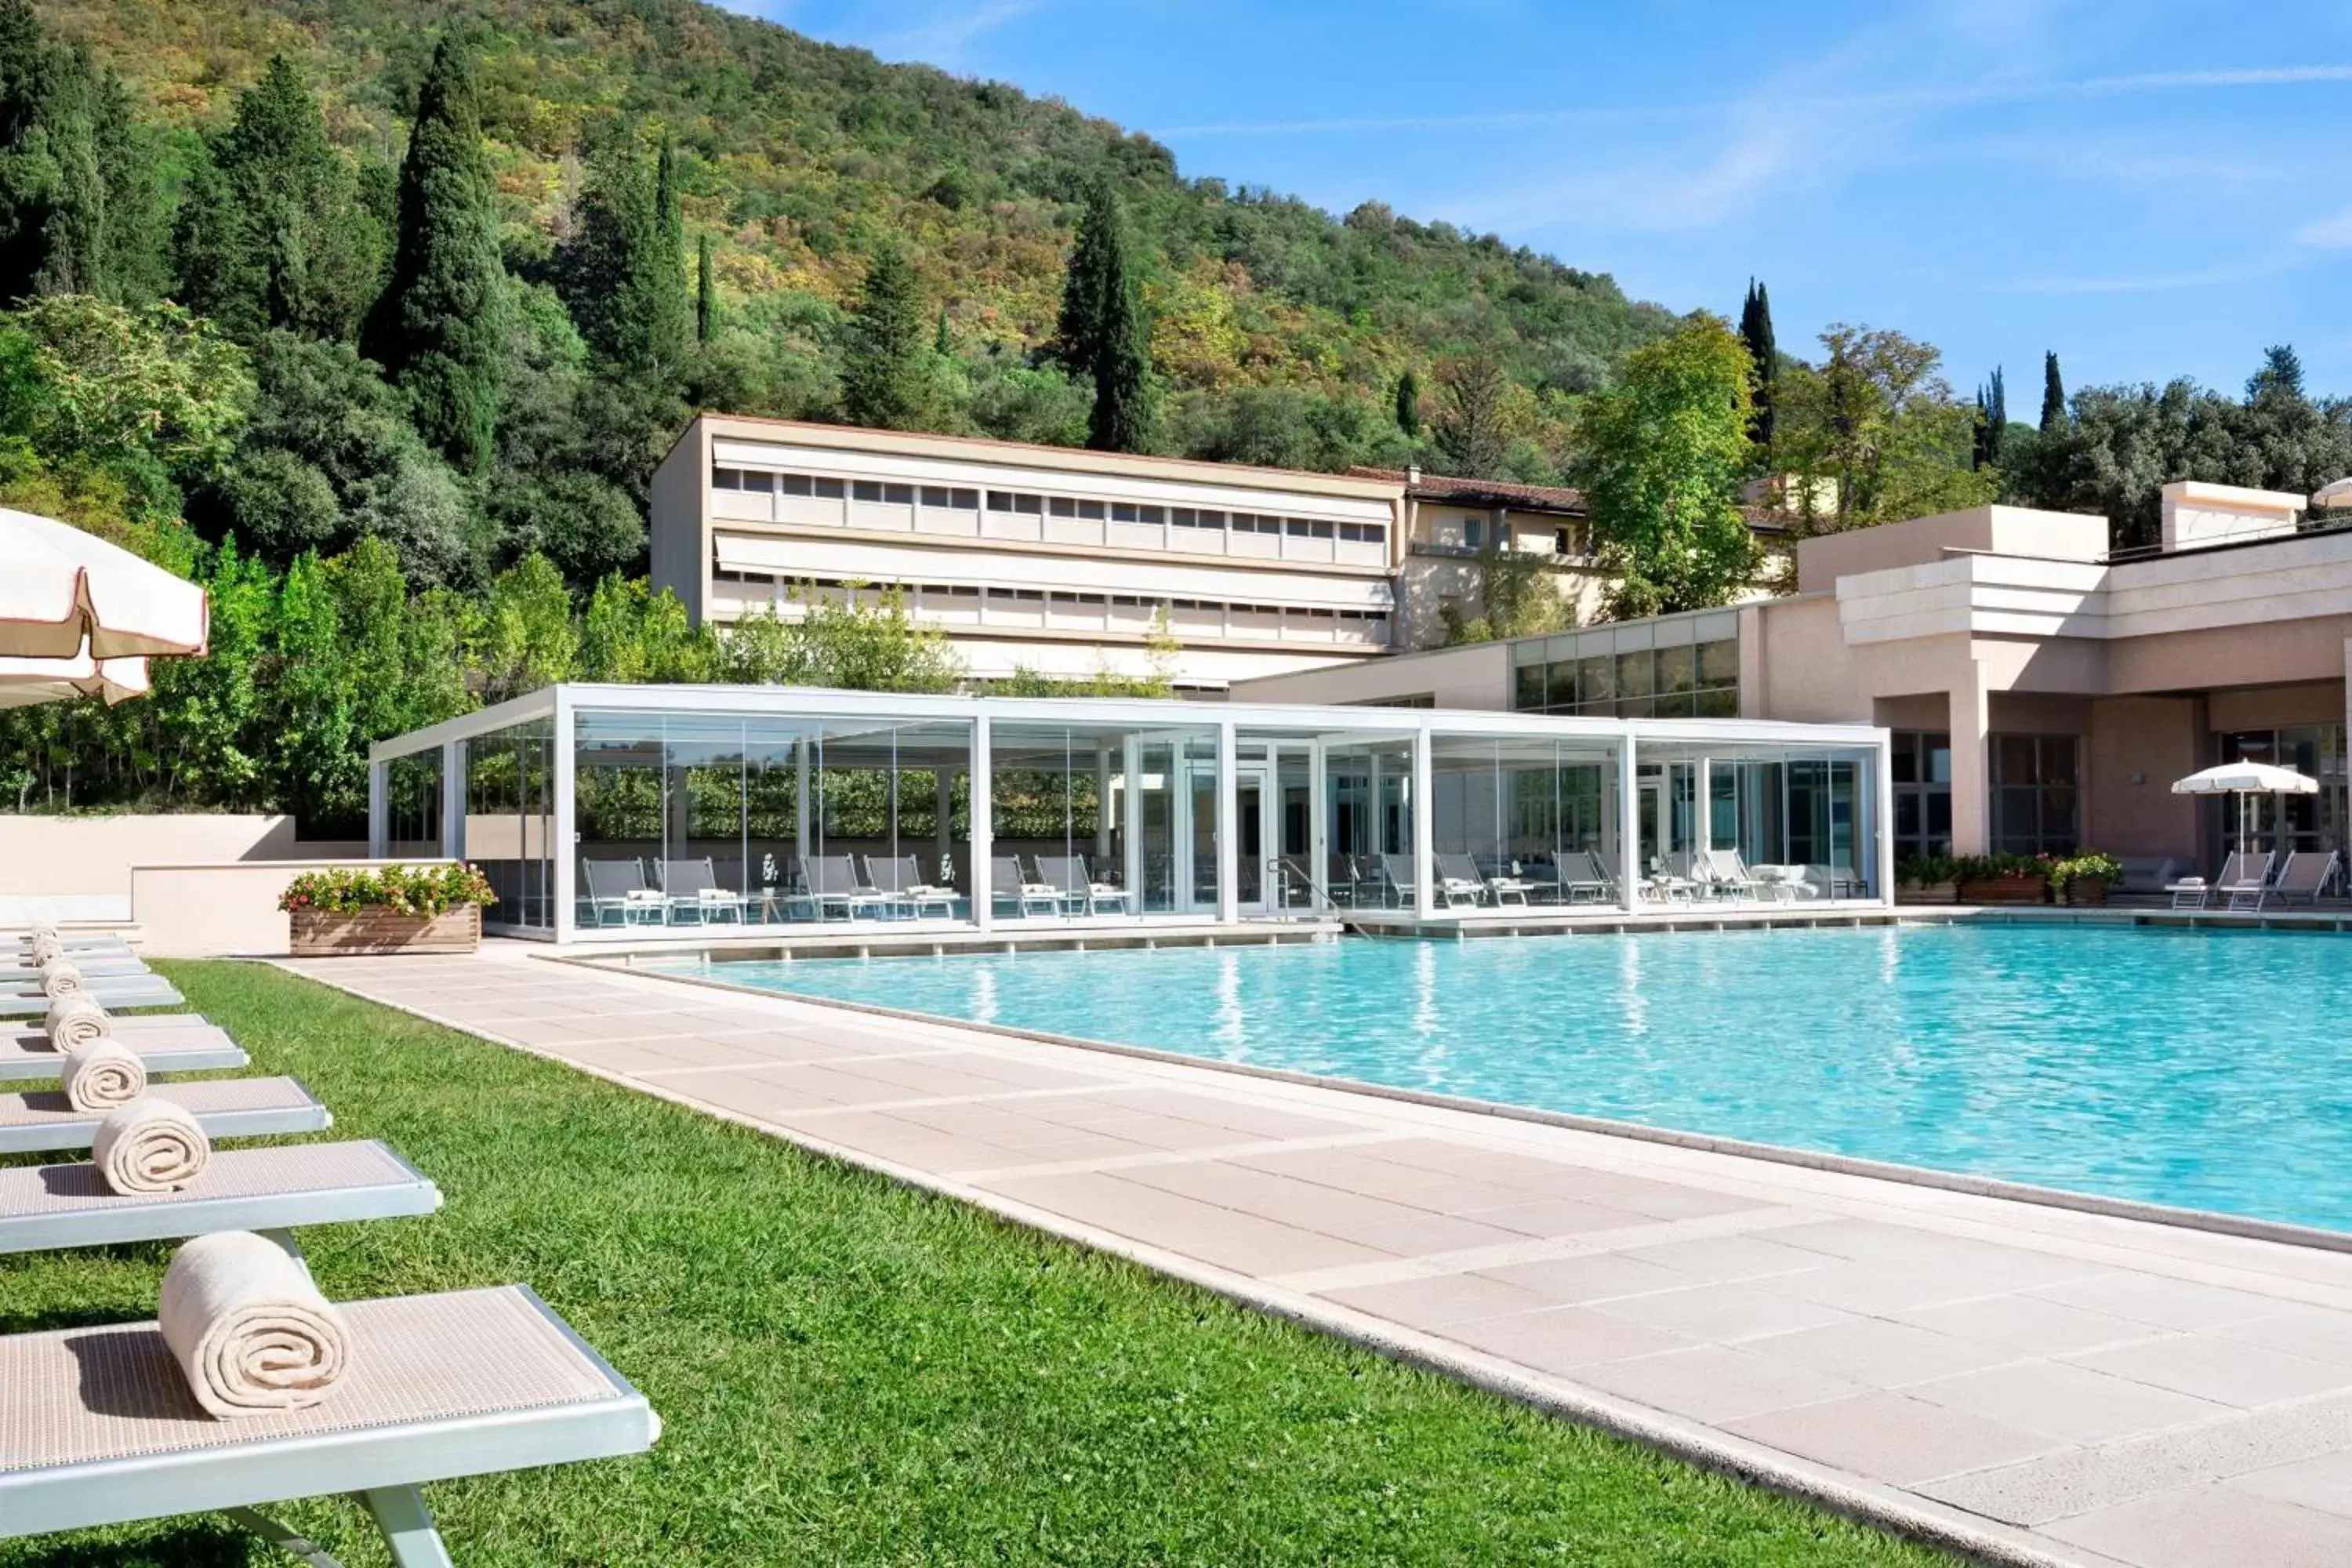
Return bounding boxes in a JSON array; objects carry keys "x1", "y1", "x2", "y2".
[
  {"x1": 1405, "y1": 464, "x2": 1421, "y2": 485},
  {"x1": 2159, "y1": 481, "x2": 2302, "y2": 554}
]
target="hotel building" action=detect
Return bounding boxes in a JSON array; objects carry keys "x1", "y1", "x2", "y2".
[{"x1": 1236, "y1": 482, "x2": 2352, "y2": 873}]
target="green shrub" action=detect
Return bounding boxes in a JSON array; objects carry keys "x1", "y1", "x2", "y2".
[{"x1": 278, "y1": 862, "x2": 498, "y2": 916}]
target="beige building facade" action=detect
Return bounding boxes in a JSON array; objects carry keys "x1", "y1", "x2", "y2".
[{"x1": 1238, "y1": 483, "x2": 2352, "y2": 871}]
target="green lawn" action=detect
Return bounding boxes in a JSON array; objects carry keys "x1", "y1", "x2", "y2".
[{"x1": 0, "y1": 960, "x2": 1950, "y2": 1567}]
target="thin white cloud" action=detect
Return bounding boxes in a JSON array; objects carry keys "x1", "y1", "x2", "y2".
[
  {"x1": 2295, "y1": 207, "x2": 2352, "y2": 249},
  {"x1": 868, "y1": 1, "x2": 1038, "y2": 67},
  {"x1": 1151, "y1": 63, "x2": 2352, "y2": 140}
]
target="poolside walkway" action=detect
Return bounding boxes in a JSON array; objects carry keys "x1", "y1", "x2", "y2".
[{"x1": 283, "y1": 946, "x2": 2352, "y2": 1568}]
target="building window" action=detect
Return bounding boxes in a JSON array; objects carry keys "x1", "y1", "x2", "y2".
[
  {"x1": 712, "y1": 467, "x2": 741, "y2": 490},
  {"x1": 1340, "y1": 521, "x2": 1385, "y2": 545},
  {"x1": 1891, "y1": 731, "x2": 1953, "y2": 858},
  {"x1": 1463, "y1": 517, "x2": 1486, "y2": 550},
  {"x1": 1991, "y1": 734, "x2": 2078, "y2": 855},
  {"x1": 813, "y1": 477, "x2": 845, "y2": 499},
  {"x1": 2219, "y1": 727, "x2": 2348, "y2": 857},
  {"x1": 852, "y1": 480, "x2": 884, "y2": 503}
]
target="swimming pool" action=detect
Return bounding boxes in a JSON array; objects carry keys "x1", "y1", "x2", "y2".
[{"x1": 666, "y1": 924, "x2": 2352, "y2": 1235}]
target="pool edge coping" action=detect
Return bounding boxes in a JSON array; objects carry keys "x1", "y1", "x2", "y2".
[
  {"x1": 592, "y1": 949, "x2": 2352, "y2": 1261},
  {"x1": 276, "y1": 952, "x2": 2095, "y2": 1568}
]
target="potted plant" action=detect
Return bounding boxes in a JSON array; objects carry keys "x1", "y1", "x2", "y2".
[
  {"x1": 2047, "y1": 850, "x2": 2122, "y2": 907},
  {"x1": 1954, "y1": 852, "x2": 2051, "y2": 906},
  {"x1": 1895, "y1": 853, "x2": 1959, "y2": 904},
  {"x1": 279, "y1": 864, "x2": 498, "y2": 956}
]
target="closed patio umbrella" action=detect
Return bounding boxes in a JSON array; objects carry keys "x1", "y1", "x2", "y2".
[
  {"x1": 2172, "y1": 760, "x2": 2318, "y2": 857},
  {"x1": 0, "y1": 508, "x2": 206, "y2": 660}
]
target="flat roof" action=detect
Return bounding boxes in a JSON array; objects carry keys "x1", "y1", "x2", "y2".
[
  {"x1": 372, "y1": 681, "x2": 1885, "y2": 764},
  {"x1": 671, "y1": 413, "x2": 1405, "y2": 503}
]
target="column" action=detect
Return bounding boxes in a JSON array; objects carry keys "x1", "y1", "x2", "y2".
[
  {"x1": 1871, "y1": 739, "x2": 1896, "y2": 906},
  {"x1": 971, "y1": 714, "x2": 993, "y2": 931},
  {"x1": 1215, "y1": 720, "x2": 1239, "y2": 924},
  {"x1": 793, "y1": 736, "x2": 811, "y2": 869},
  {"x1": 440, "y1": 741, "x2": 466, "y2": 862},
  {"x1": 1095, "y1": 745, "x2": 1114, "y2": 862},
  {"x1": 366, "y1": 760, "x2": 388, "y2": 858},
  {"x1": 935, "y1": 768, "x2": 953, "y2": 884},
  {"x1": 1307, "y1": 739, "x2": 1327, "y2": 913},
  {"x1": 1411, "y1": 727, "x2": 1436, "y2": 920},
  {"x1": 1122, "y1": 735, "x2": 1144, "y2": 914},
  {"x1": 551, "y1": 691, "x2": 576, "y2": 942},
  {"x1": 1948, "y1": 670, "x2": 1992, "y2": 857},
  {"x1": 1616, "y1": 731, "x2": 1641, "y2": 913}
]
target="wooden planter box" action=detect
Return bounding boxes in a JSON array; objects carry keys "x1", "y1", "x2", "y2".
[
  {"x1": 290, "y1": 905, "x2": 481, "y2": 956},
  {"x1": 1959, "y1": 875, "x2": 2048, "y2": 906},
  {"x1": 2059, "y1": 877, "x2": 2110, "y2": 907},
  {"x1": 1896, "y1": 882, "x2": 1959, "y2": 905}
]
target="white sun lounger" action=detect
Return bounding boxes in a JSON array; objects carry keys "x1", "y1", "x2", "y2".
[
  {"x1": 0, "y1": 1141, "x2": 439, "y2": 1255},
  {"x1": 11, "y1": 934, "x2": 132, "y2": 953},
  {"x1": 0, "y1": 1076, "x2": 329, "y2": 1155},
  {"x1": 0, "y1": 1284, "x2": 659, "y2": 1566},
  {"x1": 0, "y1": 1025, "x2": 247, "y2": 1082},
  {"x1": 6, "y1": 1011, "x2": 221, "y2": 1046},
  {"x1": 0, "y1": 953, "x2": 148, "y2": 979},
  {"x1": 0, "y1": 979, "x2": 183, "y2": 1014}
]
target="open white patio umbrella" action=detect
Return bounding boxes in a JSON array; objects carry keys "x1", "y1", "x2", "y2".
[
  {"x1": 0, "y1": 651, "x2": 151, "y2": 709},
  {"x1": 0, "y1": 507, "x2": 207, "y2": 659},
  {"x1": 2172, "y1": 760, "x2": 2318, "y2": 857}
]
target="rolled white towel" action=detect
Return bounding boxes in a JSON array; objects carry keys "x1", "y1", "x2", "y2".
[
  {"x1": 93, "y1": 1095, "x2": 210, "y2": 1193},
  {"x1": 39, "y1": 959, "x2": 84, "y2": 998},
  {"x1": 27, "y1": 934, "x2": 60, "y2": 965},
  {"x1": 45, "y1": 994, "x2": 109, "y2": 1051},
  {"x1": 160, "y1": 1231, "x2": 354, "y2": 1418},
  {"x1": 26, "y1": 919, "x2": 57, "y2": 941},
  {"x1": 61, "y1": 1038, "x2": 147, "y2": 1112}
]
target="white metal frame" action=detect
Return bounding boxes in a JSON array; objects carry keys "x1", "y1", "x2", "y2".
[{"x1": 367, "y1": 684, "x2": 1895, "y2": 942}]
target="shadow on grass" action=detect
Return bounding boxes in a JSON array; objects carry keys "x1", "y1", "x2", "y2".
[{"x1": 2, "y1": 1524, "x2": 253, "y2": 1566}]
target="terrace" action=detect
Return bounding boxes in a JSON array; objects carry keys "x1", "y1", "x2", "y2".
[{"x1": 365, "y1": 686, "x2": 1894, "y2": 949}]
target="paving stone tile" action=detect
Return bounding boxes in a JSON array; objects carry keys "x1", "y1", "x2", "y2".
[
  {"x1": 980, "y1": 1171, "x2": 1387, "y2": 1274},
  {"x1": 1452, "y1": 1197, "x2": 1656, "y2": 1238},
  {"x1": 1572, "y1": 1345, "x2": 1866, "y2": 1424},
  {"x1": 1910, "y1": 1359, "x2": 2231, "y2": 1446},
  {"x1": 1474, "y1": 1251, "x2": 1694, "y2": 1305},
  {"x1": 1613, "y1": 1232, "x2": 1834, "y2": 1283},
  {"x1": 1319, "y1": 1272, "x2": 1557, "y2": 1330},
  {"x1": 1592, "y1": 1283, "x2": 1854, "y2": 1345},
  {"x1": 2228, "y1": 1450, "x2": 2352, "y2": 1518},
  {"x1": 1436, "y1": 1306, "x2": 1693, "y2": 1374},
  {"x1": 1893, "y1": 1293, "x2": 2171, "y2": 1359},
  {"x1": 2066, "y1": 1335, "x2": 2352, "y2": 1409},
  {"x1": 2216, "y1": 1306, "x2": 2352, "y2": 1370},
  {"x1": 2044, "y1": 1484, "x2": 2352, "y2": 1568},
  {"x1": 1725, "y1": 1391, "x2": 2057, "y2": 1486},
  {"x1": 2035, "y1": 1273, "x2": 2292, "y2": 1332},
  {"x1": 1742, "y1": 1316, "x2": 2013, "y2": 1388}
]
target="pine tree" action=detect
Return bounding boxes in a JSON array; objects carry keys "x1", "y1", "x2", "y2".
[
  {"x1": 1055, "y1": 180, "x2": 1152, "y2": 452},
  {"x1": 2039, "y1": 350, "x2": 2067, "y2": 434},
  {"x1": 1737, "y1": 278, "x2": 1777, "y2": 459},
  {"x1": 1394, "y1": 368, "x2": 1421, "y2": 438},
  {"x1": 840, "y1": 239, "x2": 927, "y2": 430},
  {"x1": 695, "y1": 230, "x2": 714, "y2": 343},
  {"x1": 362, "y1": 34, "x2": 505, "y2": 474}
]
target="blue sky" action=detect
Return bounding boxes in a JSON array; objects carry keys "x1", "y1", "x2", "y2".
[{"x1": 726, "y1": 1, "x2": 2352, "y2": 399}]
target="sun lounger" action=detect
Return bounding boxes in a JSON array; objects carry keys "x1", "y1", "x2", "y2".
[
  {"x1": 1382, "y1": 854, "x2": 1479, "y2": 909},
  {"x1": 0, "y1": 979, "x2": 182, "y2": 1015},
  {"x1": 1554, "y1": 849, "x2": 1616, "y2": 904},
  {"x1": 2262, "y1": 848, "x2": 2338, "y2": 908},
  {"x1": 2214, "y1": 849, "x2": 2275, "y2": 912},
  {"x1": 0, "y1": 1283, "x2": 658, "y2": 1563},
  {"x1": 0, "y1": 1076, "x2": 329, "y2": 1155},
  {"x1": 1695, "y1": 848, "x2": 1769, "y2": 902},
  {"x1": 0, "y1": 1024, "x2": 245, "y2": 1083},
  {"x1": 580, "y1": 858, "x2": 664, "y2": 927},
  {"x1": 862, "y1": 855, "x2": 956, "y2": 919},
  {"x1": 0, "y1": 953, "x2": 147, "y2": 979},
  {"x1": 1034, "y1": 855, "x2": 1132, "y2": 916},
  {"x1": 0, "y1": 1140, "x2": 438, "y2": 1255},
  {"x1": 804, "y1": 855, "x2": 890, "y2": 921},
  {"x1": 1442, "y1": 852, "x2": 1529, "y2": 906},
  {"x1": 5, "y1": 1011, "x2": 223, "y2": 1050},
  {"x1": 658, "y1": 858, "x2": 748, "y2": 925},
  {"x1": 990, "y1": 856, "x2": 1062, "y2": 918}
]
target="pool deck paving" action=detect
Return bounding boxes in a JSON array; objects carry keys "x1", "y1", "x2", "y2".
[{"x1": 281, "y1": 945, "x2": 2352, "y2": 1568}]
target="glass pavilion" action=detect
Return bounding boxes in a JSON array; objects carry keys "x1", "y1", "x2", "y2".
[{"x1": 368, "y1": 684, "x2": 1893, "y2": 942}]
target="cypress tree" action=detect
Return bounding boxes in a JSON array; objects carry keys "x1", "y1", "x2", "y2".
[
  {"x1": 1394, "y1": 368, "x2": 1421, "y2": 438},
  {"x1": 840, "y1": 238, "x2": 926, "y2": 430},
  {"x1": 0, "y1": 9, "x2": 156, "y2": 306},
  {"x1": 557, "y1": 129, "x2": 688, "y2": 379},
  {"x1": 0, "y1": 0, "x2": 53, "y2": 300},
  {"x1": 175, "y1": 55, "x2": 380, "y2": 341},
  {"x1": 2039, "y1": 350, "x2": 2066, "y2": 434},
  {"x1": 933, "y1": 302, "x2": 951, "y2": 358},
  {"x1": 695, "y1": 230, "x2": 714, "y2": 343},
  {"x1": 1737, "y1": 278, "x2": 1776, "y2": 458},
  {"x1": 364, "y1": 34, "x2": 505, "y2": 474},
  {"x1": 1973, "y1": 365, "x2": 2007, "y2": 470},
  {"x1": 1058, "y1": 179, "x2": 1152, "y2": 452}
]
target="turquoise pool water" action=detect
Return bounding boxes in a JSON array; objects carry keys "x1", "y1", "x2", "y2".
[{"x1": 670, "y1": 925, "x2": 2352, "y2": 1233}]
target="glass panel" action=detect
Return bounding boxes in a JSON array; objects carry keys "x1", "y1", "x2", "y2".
[
  {"x1": 1698, "y1": 638, "x2": 1739, "y2": 688},
  {"x1": 385, "y1": 751, "x2": 442, "y2": 855},
  {"x1": 1513, "y1": 662, "x2": 1545, "y2": 711},
  {"x1": 1616, "y1": 648, "x2": 1654, "y2": 699},
  {"x1": 1655, "y1": 643, "x2": 1695, "y2": 697},
  {"x1": 1579, "y1": 655, "x2": 1614, "y2": 709},
  {"x1": 466, "y1": 718, "x2": 555, "y2": 933}
]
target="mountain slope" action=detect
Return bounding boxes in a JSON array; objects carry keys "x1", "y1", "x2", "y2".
[{"x1": 41, "y1": 0, "x2": 1679, "y2": 477}]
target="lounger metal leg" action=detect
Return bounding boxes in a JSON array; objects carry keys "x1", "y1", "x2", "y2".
[
  {"x1": 221, "y1": 1505, "x2": 347, "y2": 1566},
  {"x1": 365, "y1": 1484, "x2": 458, "y2": 1568},
  {"x1": 256, "y1": 1226, "x2": 314, "y2": 1283}
]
